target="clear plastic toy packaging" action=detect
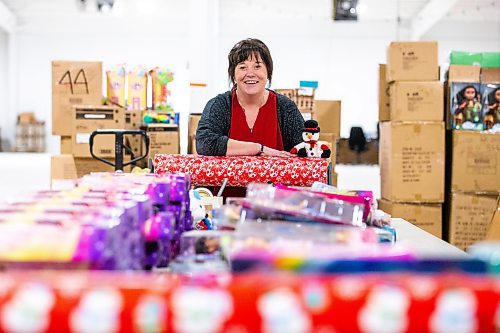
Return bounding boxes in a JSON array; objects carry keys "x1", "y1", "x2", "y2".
[
  {"x1": 450, "y1": 82, "x2": 483, "y2": 130},
  {"x1": 481, "y1": 83, "x2": 500, "y2": 131}
]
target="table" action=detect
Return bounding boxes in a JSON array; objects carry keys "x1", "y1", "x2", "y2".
[{"x1": 392, "y1": 218, "x2": 468, "y2": 258}]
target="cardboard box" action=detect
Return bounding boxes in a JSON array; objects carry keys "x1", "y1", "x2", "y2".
[
  {"x1": 379, "y1": 64, "x2": 390, "y2": 121},
  {"x1": 389, "y1": 81, "x2": 443, "y2": 121},
  {"x1": 379, "y1": 121, "x2": 445, "y2": 202},
  {"x1": 386, "y1": 42, "x2": 439, "y2": 82},
  {"x1": 481, "y1": 67, "x2": 500, "y2": 83},
  {"x1": 51, "y1": 154, "x2": 131, "y2": 182},
  {"x1": 147, "y1": 124, "x2": 179, "y2": 159},
  {"x1": 450, "y1": 131, "x2": 500, "y2": 192},
  {"x1": 378, "y1": 199, "x2": 442, "y2": 238},
  {"x1": 52, "y1": 61, "x2": 102, "y2": 135},
  {"x1": 124, "y1": 110, "x2": 145, "y2": 157},
  {"x1": 60, "y1": 136, "x2": 72, "y2": 154},
  {"x1": 331, "y1": 171, "x2": 338, "y2": 187},
  {"x1": 486, "y1": 200, "x2": 500, "y2": 241},
  {"x1": 296, "y1": 95, "x2": 315, "y2": 113},
  {"x1": 188, "y1": 114, "x2": 202, "y2": 154},
  {"x1": 18, "y1": 112, "x2": 36, "y2": 124},
  {"x1": 448, "y1": 191, "x2": 498, "y2": 250},
  {"x1": 313, "y1": 100, "x2": 341, "y2": 137},
  {"x1": 318, "y1": 132, "x2": 337, "y2": 166},
  {"x1": 447, "y1": 65, "x2": 481, "y2": 83},
  {"x1": 15, "y1": 123, "x2": 45, "y2": 152},
  {"x1": 72, "y1": 105, "x2": 125, "y2": 158}
]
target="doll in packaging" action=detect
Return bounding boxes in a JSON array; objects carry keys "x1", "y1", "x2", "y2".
[
  {"x1": 483, "y1": 86, "x2": 500, "y2": 131},
  {"x1": 453, "y1": 85, "x2": 482, "y2": 130}
]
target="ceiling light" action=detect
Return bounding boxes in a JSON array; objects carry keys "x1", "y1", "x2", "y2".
[{"x1": 333, "y1": 0, "x2": 359, "y2": 21}]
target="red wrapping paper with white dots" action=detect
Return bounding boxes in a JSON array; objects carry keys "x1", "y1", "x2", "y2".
[{"x1": 154, "y1": 154, "x2": 330, "y2": 187}]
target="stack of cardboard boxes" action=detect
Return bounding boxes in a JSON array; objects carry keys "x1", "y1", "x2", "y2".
[
  {"x1": 51, "y1": 61, "x2": 121, "y2": 181},
  {"x1": 378, "y1": 42, "x2": 444, "y2": 238},
  {"x1": 314, "y1": 100, "x2": 340, "y2": 185},
  {"x1": 15, "y1": 112, "x2": 45, "y2": 152},
  {"x1": 50, "y1": 61, "x2": 180, "y2": 184},
  {"x1": 445, "y1": 64, "x2": 500, "y2": 250}
]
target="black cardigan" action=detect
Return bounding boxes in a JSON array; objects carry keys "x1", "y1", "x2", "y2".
[{"x1": 196, "y1": 90, "x2": 304, "y2": 156}]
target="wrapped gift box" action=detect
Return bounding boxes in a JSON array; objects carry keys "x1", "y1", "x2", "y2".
[
  {"x1": 0, "y1": 271, "x2": 497, "y2": 333},
  {"x1": 154, "y1": 154, "x2": 331, "y2": 187}
]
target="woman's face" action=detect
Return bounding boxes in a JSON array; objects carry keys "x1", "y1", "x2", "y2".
[
  {"x1": 495, "y1": 90, "x2": 500, "y2": 102},
  {"x1": 464, "y1": 87, "x2": 476, "y2": 100},
  {"x1": 234, "y1": 53, "x2": 268, "y2": 96}
]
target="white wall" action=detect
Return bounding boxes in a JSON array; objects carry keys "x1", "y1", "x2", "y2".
[
  {"x1": 0, "y1": 31, "x2": 7, "y2": 150},
  {"x1": 5, "y1": 7, "x2": 500, "y2": 153}
]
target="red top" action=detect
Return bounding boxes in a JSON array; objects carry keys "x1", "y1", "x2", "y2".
[{"x1": 229, "y1": 90, "x2": 284, "y2": 150}]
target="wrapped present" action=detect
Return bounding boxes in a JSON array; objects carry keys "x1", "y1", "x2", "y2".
[
  {"x1": 154, "y1": 154, "x2": 330, "y2": 187},
  {"x1": 0, "y1": 271, "x2": 497, "y2": 333}
]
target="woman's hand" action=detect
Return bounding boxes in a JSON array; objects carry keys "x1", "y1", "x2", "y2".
[{"x1": 262, "y1": 146, "x2": 295, "y2": 157}]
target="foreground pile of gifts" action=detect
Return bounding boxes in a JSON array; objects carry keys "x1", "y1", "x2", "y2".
[
  {"x1": 0, "y1": 172, "x2": 499, "y2": 332},
  {"x1": 0, "y1": 172, "x2": 497, "y2": 276}
]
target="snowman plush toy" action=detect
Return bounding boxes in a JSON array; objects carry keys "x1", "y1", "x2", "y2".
[{"x1": 290, "y1": 120, "x2": 331, "y2": 158}]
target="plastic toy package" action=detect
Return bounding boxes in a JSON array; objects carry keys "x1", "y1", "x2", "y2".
[
  {"x1": 167, "y1": 230, "x2": 230, "y2": 275},
  {"x1": 450, "y1": 82, "x2": 483, "y2": 130},
  {"x1": 150, "y1": 67, "x2": 174, "y2": 111},
  {"x1": 143, "y1": 110, "x2": 179, "y2": 125},
  {"x1": 481, "y1": 83, "x2": 500, "y2": 131},
  {"x1": 106, "y1": 64, "x2": 126, "y2": 107},
  {"x1": 243, "y1": 183, "x2": 365, "y2": 226},
  {"x1": 127, "y1": 66, "x2": 148, "y2": 110},
  {"x1": 0, "y1": 172, "x2": 192, "y2": 271},
  {"x1": 227, "y1": 220, "x2": 413, "y2": 273}
]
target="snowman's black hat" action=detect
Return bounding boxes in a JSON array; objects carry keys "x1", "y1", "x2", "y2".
[{"x1": 303, "y1": 120, "x2": 320, "y2": 133}]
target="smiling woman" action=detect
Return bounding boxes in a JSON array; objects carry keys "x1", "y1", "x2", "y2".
[{"x1": 195, "y1": 38, "x2": 304, "y2": 157}]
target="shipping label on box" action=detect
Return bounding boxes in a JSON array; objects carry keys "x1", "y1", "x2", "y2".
[
  {"x1": 386, "y1": 42, "x2": 439, "y2": 82},
  {"x1": 379, "y1": 64, "x2": 390, "y2": 121},
  {"x1": 449, "y1": 191, "x2": 498, "y2": 250},
  {"x1": 313, "y1": 100, "x2": 341, "y2": 137},
  {"x1": 147, "y1": 124, "x2": 180, "y2": 159},
  {"x1": 389, "y1": 81, "x2": 443, "y2": 121},
  {"x1": 380, "y1": 121, "x2": 445, "y2": 202},
  {"x1": 52, "y1": 61, "x2": 102, "y2": 136},
  {"x1": 378, "y1": 199, "x2": 442, "y2": 238},
  {"x1": 72, "y1": 105, "x2": 124, "y2": 158},
  {"x1": 451, "y1": 131, "x2": 500, "y2": 192}
]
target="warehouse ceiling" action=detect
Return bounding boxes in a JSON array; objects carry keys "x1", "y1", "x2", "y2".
[
  {"x1": 0, "y1": 0, "x2": 498, "y2": 38},
  {"x1": 1, "y1": 0, "x2": 499, "y2": 21}
]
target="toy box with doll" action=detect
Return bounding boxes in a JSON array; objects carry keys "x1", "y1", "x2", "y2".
[{"x1": 450, "y1": 82, "x2": 483, "y2": 130}]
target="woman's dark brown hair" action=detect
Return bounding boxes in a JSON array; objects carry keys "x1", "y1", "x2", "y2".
[{"x1": 228, "y1": 38, "x2": 273, "y2": 88}]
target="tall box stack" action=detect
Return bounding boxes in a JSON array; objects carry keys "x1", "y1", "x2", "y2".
[
  {"x1": 379, "y1": 42, "x2": 444, "y2": 238},
  {"x1": 444, "y1": 59, "x2": 500, "y2": 250},
  {"x1": 314, "y1": 100, "x2": 340, "y2": 175},
  {"x1": 446, "y1": 129, "x2": 500, "y2": 249}
]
